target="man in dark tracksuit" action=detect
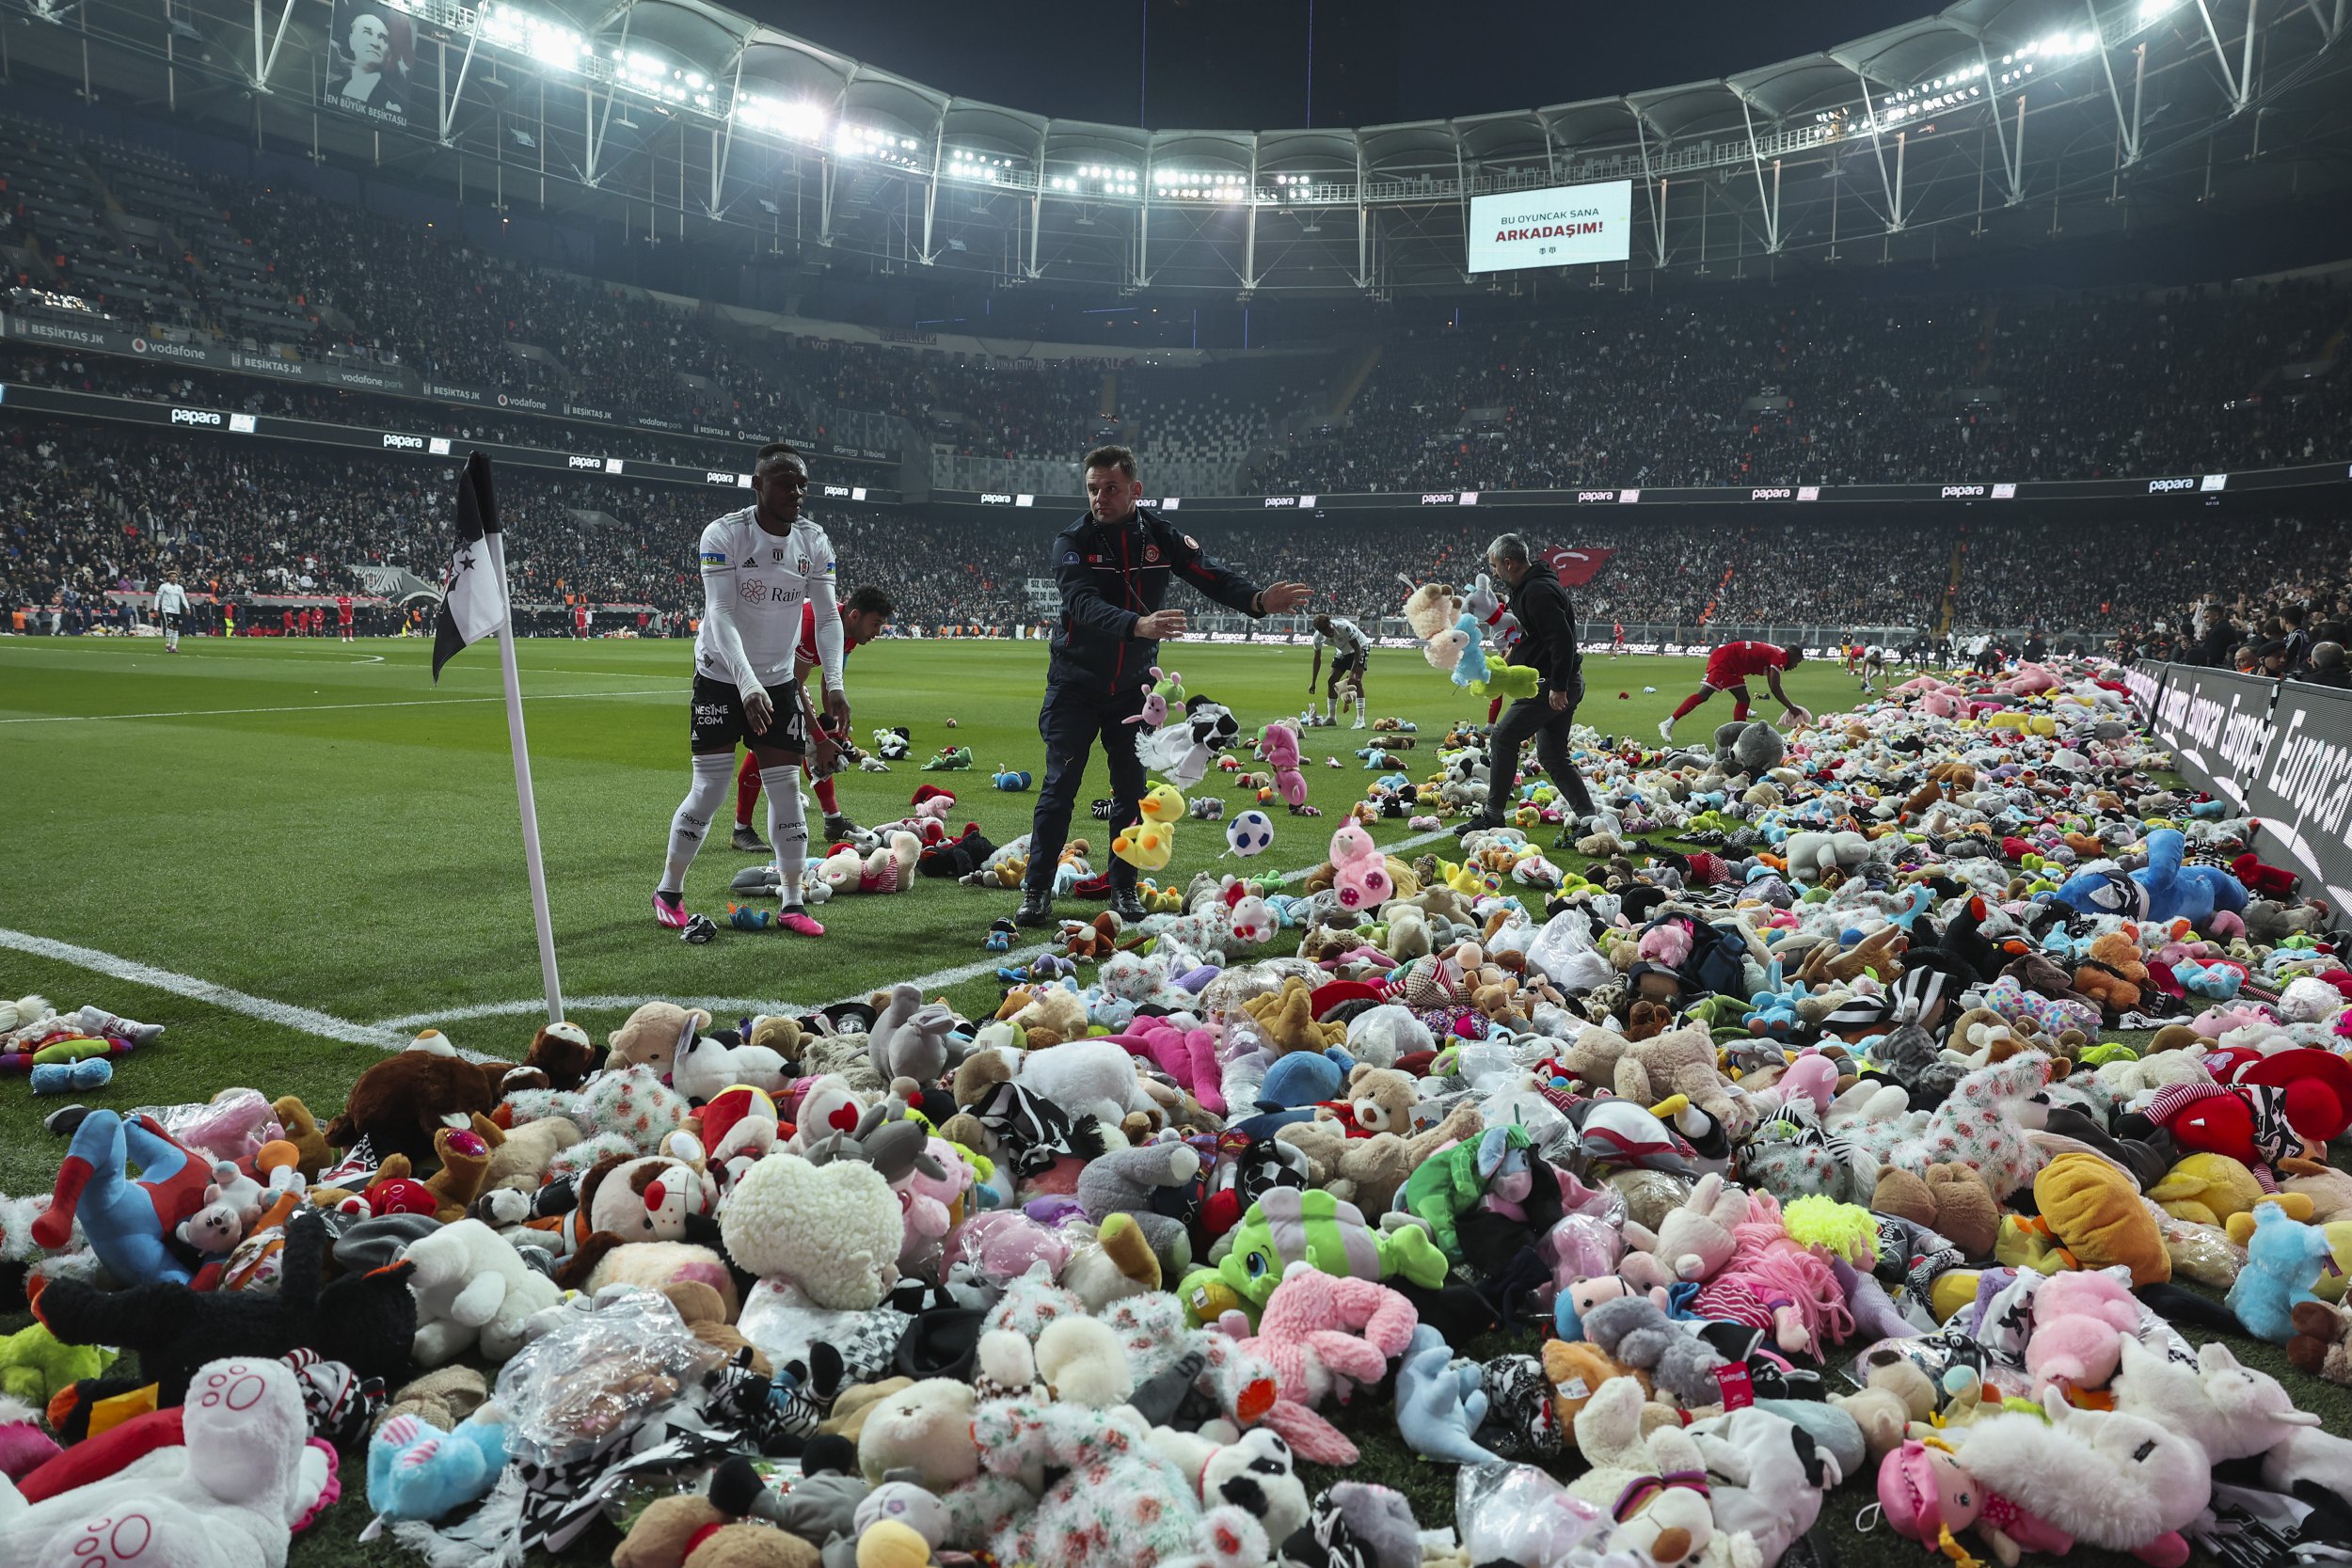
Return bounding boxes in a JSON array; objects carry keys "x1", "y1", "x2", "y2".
[
  {"x1": 1456, "y1": 532, "x2": 1598, "y2": 838},
  {"x1": 1016, "y1": 444, "x2": 1311, "y2": 927}
]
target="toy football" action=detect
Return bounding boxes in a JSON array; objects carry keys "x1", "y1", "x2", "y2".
[{"x1": 1226, "y1": 810, "x2": 1276, "y2": 857}]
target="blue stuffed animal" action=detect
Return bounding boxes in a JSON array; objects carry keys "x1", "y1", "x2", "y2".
[
  {"x1": 368, "y1": 1410, "x2": 512, "y2": 1521},
  {"x1": 1255, "y1": 1047, "x2": 1354, "y2": 1112},
  {"x1": 1395, "y1": 1323, "x2": 1502, "y2": 1465},
  {"x1": 2226, "y1": 1204, "x2": 2335, "y2": 1342},
  {"x1": 993, "y1": 766, "x2": 1033, "y2": 792},
  {"x1": 2050, "y1": 827, "x2": 2249, "y2": 928}
]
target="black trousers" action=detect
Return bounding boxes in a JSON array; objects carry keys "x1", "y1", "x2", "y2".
[
  {"x1": 1025, "y1": 681, "x2": 1149, "y2": 895},
  {"x1": 1486, "y1": 683, "x2": 1596, "y2": 822}
]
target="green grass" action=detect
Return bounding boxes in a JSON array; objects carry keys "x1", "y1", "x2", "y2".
[{"x1": 7, "y1": 634, "x2": 2344, "y2": 1567}]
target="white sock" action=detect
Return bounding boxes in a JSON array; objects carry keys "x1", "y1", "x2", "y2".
[
  {"x1": 165, "y1": 630, "x2": 178, "y2": 651},
  {"x1": 765, "y1": 766, "x2": 808, "y2": 908},
  {"x1": 1354, "y1": 696, "x2": 1366, "y2": 719},
  {"x1": 660, "y1": 753, "x2": 733, "y2": 895}
]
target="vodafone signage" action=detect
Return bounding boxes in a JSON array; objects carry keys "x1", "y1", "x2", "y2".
[{"x1": 1467, "y1": 181, "x2": 1632, "y2": 273}]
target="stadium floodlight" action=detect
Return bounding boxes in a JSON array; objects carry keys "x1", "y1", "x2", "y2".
[
  {"x1": 734, "y1": 94, "x2": 829, "y2": 145},
  {"x1": 2138, "y1": 0, "x2": 2176, "y2": 18}
]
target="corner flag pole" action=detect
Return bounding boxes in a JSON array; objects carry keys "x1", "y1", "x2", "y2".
[{"x1": 482, "y1": 529, "x2": 565, "y2": 1024}]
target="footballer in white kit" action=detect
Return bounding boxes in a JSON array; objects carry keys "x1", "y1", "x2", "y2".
[
  {"x1": 653, "y1": 443, "x2": 849, "y2": 937},
  {"x1": 1308, "y1": 612, "x2": 1373, "y2": 727}
]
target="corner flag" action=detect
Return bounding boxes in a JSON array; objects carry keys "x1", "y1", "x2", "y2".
[{"x1": 432, "y1": 451, "x2": 506, "y2": 682}]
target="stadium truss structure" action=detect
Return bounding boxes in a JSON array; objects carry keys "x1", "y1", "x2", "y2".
[{"x1": 3, "y1": 0, "x2": 2347, "y2": 294}]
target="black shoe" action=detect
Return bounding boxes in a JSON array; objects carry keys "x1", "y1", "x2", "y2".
[
  {"x1": 1112, "y1": 890, "x2": 1148, "y2": 925},
  {"x1": 1013, "y1": 889, "x2": 1055, "y2": 927},
  {"x1": 731, "y1": 824, "x2": 771, "y2": 852},
  {"x1": 1453, "y1": 816, "x2": 1502, "y2": 840}
]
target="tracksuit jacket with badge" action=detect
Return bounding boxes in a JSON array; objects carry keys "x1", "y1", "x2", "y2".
[{"x1": 1048, "y1": 508, "x2": 1265, "y2": 694}]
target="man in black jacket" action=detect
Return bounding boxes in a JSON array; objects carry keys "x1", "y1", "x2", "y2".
[
  {"x1": 1455, "y1": 533, "x2": 1599, "y2": 839},
  {"x1": 1015, "y1": 445, "x2": 1311, "y2": 927}
]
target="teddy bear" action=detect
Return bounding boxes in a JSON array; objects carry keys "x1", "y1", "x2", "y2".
[
  {"x1": 611, "y1": 1494, "x2": 819, "y2": 1568},
  {"x1": 2072, "y1": 929, "x2": 2150, "y2": 1015},
  {"x1": 1870, "y1": 1163, "x2": 2000, "y2": 1259},
  {"x1": 1277, "y1": 1096, "x2": 1480, "y2": 1215},
  {"x1": 0, "y1": 1356, "x2": 335, "y2": 1568},
  {"x1": 1827, "y1": 1348, "x2": 1937, "y2": 1462},
  {"x1": 321, "y1": 1032, "x2": 518, "y2": 1167},
  {"x1": 605, "y1": 1001, "x2": 710, "y2": 1077},
  {"x1": 403, "y1": 1216, "x2": 565, "y2": 1366},
  {"x1": 1562, "y1": 1377, "x2": 1722, "y2": 1567},
  {"x1": 482, "y1": 1113, "x2": 582, "y2": 1191}
]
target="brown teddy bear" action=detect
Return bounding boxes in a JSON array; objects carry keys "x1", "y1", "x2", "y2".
[
  {"x1": 1872, "y1": 1162, "x2": 2001, "y2": 1259},
  {"x1": 270, "y1": 1095, "x2": 335, "y2": 1181},
  {"x1": 326, "y1": 1032, "x2": 514, "y2": 1165},
  {"x1": 1240, "y1": 975, "x2": 1345, "y2": 1054},
  {"x1": 519, "y1": 1021, "x2": 596, "y2": 1090},
  {"x1": 421, "y1": 1121, "x2": 496, "y2": 1222},
  {"x1": 612, "y1": 1494, "x2": 818, "y2": 1568},
  {"x1": 2072, "y1": 929, "x2": 2149, "y2": 1015}
]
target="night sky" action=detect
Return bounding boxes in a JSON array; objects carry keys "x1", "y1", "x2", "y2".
[{"x1": 758, "y1": 0, "x2": 1900, "y2": 131}]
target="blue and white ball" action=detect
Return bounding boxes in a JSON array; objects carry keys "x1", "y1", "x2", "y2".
[{"x1": 1225, "y1": 810, "x2": 1276, "y2": 858}]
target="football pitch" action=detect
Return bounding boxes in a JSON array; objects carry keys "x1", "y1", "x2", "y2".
[{"x1": 0, "y1": 634, "x2": 1863, "y2": 1194}]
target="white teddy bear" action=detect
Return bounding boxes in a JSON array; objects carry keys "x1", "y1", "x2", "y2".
[{"x1": 403, "y1": 1217, "x2": 565, "y2": 1366}]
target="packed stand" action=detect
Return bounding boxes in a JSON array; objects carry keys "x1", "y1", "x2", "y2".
[{"x1": 1246, "y1": 282, "x2": 2352, "y2": 493}]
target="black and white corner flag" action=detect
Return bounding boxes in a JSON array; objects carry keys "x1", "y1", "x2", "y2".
[{"x1": 432, "y1": 451, "x2": 506, "y2": 682}]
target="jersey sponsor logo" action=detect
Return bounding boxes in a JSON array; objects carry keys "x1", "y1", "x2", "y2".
[
  {"x1": 692, "y1": 702, "x2": 728, "y2": 723},
  {"x1": 1062, "y1": 551, "x2": 1082, "y2": 565},
  {"x1": 771, "y1": 548, "x2": 786, "y2": 562},
  {"x1": 824, "y1": 559, "x2": 835, "y2": 574},
  {"x1": 740, "y1": 578, "x2": 767, "y2": 602},
  {"x1": 701, "y1": 550, "x2": 728, "y2": 565},
  {"x1": 1183, "y1": 535, "x2": 1200, "y2": 551},
  {"x1": 1144, "y1": 545, "x2": 1161, "y2": 562}
]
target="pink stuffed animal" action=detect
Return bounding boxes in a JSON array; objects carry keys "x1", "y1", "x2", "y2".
[
  {"x1": 2024, "y1": 1270, "x2": 2143, "y2": 1394},
  {"x1": 1328, "y1": 822, "x2": 1393, "y2": 912},
  {"x1": 1259, "y1": 722, "x2": 1308, "y2": 809},
  {"x1": 1229, "y1": 1268, "x2": 1418, "y2": 1465},
  {"x1": 1638, "y1": 918, "x2": 1693, "y2": 971},
  {"x1": 1104, "y1": 1016, "x2": 1227, "y2": 1115}
]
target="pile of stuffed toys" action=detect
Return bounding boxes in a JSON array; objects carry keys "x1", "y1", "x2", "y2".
[{"x1": 6, "y1": 652, "x2": 2352, "y2": 1568}]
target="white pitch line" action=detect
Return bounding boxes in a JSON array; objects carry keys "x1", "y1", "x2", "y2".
[
  {"x1": 0, "y1": 687, "x2": 673, "y2": 725},
  {"x1": 0, "y1": 927, "x2": 485, "y2": 1054}
]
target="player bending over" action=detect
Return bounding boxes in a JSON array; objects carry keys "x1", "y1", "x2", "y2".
[
  {"x1": 1307, "y1": 612, "x2": 1373, "y2": 729},
  {"x1": 1661, "y1": 641, "x2": 1811, "y2": 741},
  {"x1": 653, "y1": 443, "x2": 850, "y2": 937},
  {"x1": 733, "y1": 584, "x2": 894, "y2": 850}
]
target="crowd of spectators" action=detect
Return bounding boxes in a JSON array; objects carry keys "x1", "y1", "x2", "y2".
[
  {"x1": 10, "y1": 418, "x2": 2349, "y2": 647},
  {"x1": 1246, "y1": 281, "x2": 2350, "y2": 494}
]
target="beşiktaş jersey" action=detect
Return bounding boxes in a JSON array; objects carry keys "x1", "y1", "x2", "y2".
[
  {"x1": 153, "y1": 581, "x2": 188, "y2": 616},
  {"x1": 1315, "y1": 617, "x2": 1372, "y2": 659},
  {"x1": 693, "y1": 508, "x2": 841, "y2": 691}
]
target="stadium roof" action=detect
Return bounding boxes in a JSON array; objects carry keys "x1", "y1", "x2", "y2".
[{"x1": 19, "y1": 0, "x2": 2351, "y2": 293}]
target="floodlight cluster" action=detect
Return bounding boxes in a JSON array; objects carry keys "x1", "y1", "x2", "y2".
[
  {"x1": 477, "y1": 2, "x2": 585, "y2": 71},
  {"x1": 836, "y1": 121, "x2": 922, "y2": 167},
  {"x1": 1154, "y1": 170, "x2": 1248, "y2": 200},
  {"x1": 952, "y1": 148, "x2": 1025, "y2": 183},
  {"x1": 1271, "y1": 172, "x2": 1323, "y2": 196},
  {"x1": 732, "y1": 95, "x2": 829, "y2": 143},
  {"x1": 1047, "y1": 164, "x2": 1139, "y2": 195},
  {"x1": 604, "y1": 48, "x2": 715, "y2": 109}
]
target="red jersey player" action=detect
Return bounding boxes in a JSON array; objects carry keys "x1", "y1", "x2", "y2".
[
  {"x1": 1661, "y1": 641, "x2": 1811, "y2": 742},
  {"x1": 336, "y1": 593, "x2": 355, "y2": 641},
  {"x1": 734, "y1": 584, "x2": 895, "y2": 849}
]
